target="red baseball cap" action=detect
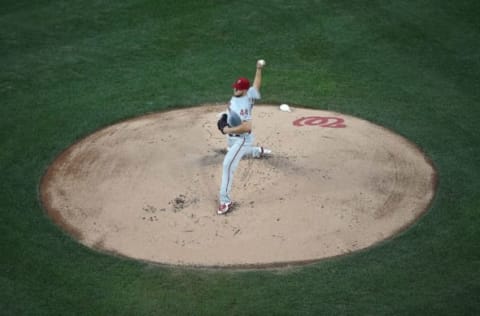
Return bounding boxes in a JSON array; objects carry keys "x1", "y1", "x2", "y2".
[{"x1": 232, "y1": 77, "x2": 250, "y2": 90}]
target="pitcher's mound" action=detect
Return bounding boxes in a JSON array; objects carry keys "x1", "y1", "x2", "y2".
[{"x1": 41, "y1": 104, "x2": 436, "y2": 268}]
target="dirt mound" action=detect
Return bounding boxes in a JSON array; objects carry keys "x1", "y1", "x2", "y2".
[{"x1": 41, "y1": 104, "x2": 436, "y2": 268}]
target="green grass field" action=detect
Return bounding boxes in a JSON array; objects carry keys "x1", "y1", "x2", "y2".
[{"x1": 1, "y1": 0, "x2": 479, "y2": 315}]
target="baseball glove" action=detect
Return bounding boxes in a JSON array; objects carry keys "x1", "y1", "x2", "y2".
[{"x1": 217, "y1": 113, "x2": 229, "y2": 134}]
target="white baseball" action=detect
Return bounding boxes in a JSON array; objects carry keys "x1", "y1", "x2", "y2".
[{"x1": 257, "y1": 59, "x2": 266, "y2": 67}]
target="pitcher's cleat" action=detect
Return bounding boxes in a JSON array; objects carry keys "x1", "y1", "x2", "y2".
[
  {"x1": 217, "y1": 201, "x2": 233, "y2": 215},
  {"x1": 259, "y1": 147, "x2": 272, "y2": 157}
]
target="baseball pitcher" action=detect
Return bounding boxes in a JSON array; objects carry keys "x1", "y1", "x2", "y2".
[{"x1": 216, "y1": 60, "x2": 271, "y2": 215}]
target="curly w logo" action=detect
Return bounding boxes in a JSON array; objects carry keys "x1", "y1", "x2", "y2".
[{"x1": 293, "y1": 116, "x2": 346, "y2": 128}]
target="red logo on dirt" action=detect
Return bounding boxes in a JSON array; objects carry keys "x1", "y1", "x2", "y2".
[{"x1": 293, "y1": 116, "x2": 346, "y2": 128}]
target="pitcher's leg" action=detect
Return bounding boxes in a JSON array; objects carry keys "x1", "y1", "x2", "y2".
[
  {"x1": 245, "y1": 146, "x2": 272, "y2": 158},
  {"x1": 242, "y1": 133, "x2": 272, "y2": 158},
  {"x1": 219, "y1": 138, "x2": 246, "y2": 204}
]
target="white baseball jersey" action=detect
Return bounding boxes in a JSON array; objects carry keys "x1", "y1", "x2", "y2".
[{"x1": 227, "y1": 87, "x2": 261, "y2": 125}]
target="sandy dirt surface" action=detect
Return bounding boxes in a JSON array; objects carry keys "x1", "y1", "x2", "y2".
[{"x1": 40, "y1": 104, "x2": 436, "y2": 268}]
